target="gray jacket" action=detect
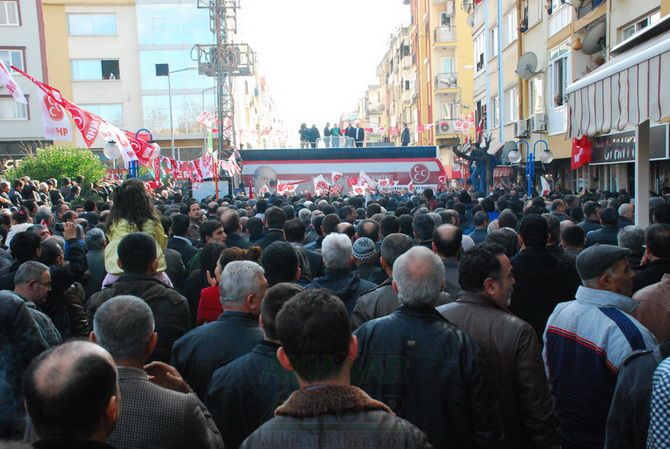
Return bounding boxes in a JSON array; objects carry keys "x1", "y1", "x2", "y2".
[
  {"x1": 240, "y1": 385, "x2": 432, "y2": 449},
  {"x1": 351, "y1": 278, "x2": 452, "y2": 329},
  {"x1": 26, "y1": 366, "x2": 224, "y2": 449}
]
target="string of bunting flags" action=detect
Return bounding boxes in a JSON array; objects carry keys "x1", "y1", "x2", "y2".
[{"x1": 2, "y1": 65, "x2": 242, "y2": 184}]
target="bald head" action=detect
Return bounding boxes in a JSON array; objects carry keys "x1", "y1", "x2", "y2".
[
  {"x1": 433, "y1": 224, "x2": 462, "y2": 259},
  {"x1": 23, "y1": 341, "x2": 118, "y2": 440}
]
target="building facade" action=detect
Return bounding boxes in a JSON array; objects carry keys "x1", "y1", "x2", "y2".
[
  {"x1": 469, "y1": 0, "x2": 665, "y2": 193},
  {"x1": 0, "y1": 0, "x2": 51, "y2": 161},
  {"x1": 38, "y1": 0, "x2": 285, "y2": 165},
  {"x1": 410, "y1": 0, "x2": 474, "y2": 165}
]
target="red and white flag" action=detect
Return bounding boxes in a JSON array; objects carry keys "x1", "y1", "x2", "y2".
[
  {"x1": 228, "y1": 152, "x2": 241, "y2": 175},
  {"x1": 0, "y1": 61, "x2": 27, "y2": 104},
  {"x1": 39, "y1": 90, "x2": 71, "y2": 141},
  {"x1": 98, "y1": 122, "x2": 137, "y2": 163},
  {"x1": 359, "y1": 171, "x2": 377, "y2": 188},
  {"x1": 13, "y1": 66, "x2": 104, "y2": 147},
  {"x1": 331, "y1": 171, "x2": 343, "y2": 184},
  {"x1": 313, "y1": 174, "x2": 330, "y2": 194},
  {"x1": 407, "y1": 181, "x2": 415, "y2": 192},
  {"x1": 351, "y1": 185, "x2": 366, "y2": 195},
  {"x1": 540, "y1": 176, "x2": 551, "y2": 197}
]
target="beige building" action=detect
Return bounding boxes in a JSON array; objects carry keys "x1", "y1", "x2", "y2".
[{"x1": 469, "y1": 0, "x2": 665, "y2": 192}]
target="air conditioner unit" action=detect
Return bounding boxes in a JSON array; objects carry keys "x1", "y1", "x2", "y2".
[
  {"x1": 532, "y1": 113, "x2": 547, "y2": 133},
  {"x1": 515, "y1": 119, "x2": 530, "y2": 138},
  {"x1": 435, "y1": 120, "x2": 452, "y2": 134},
  {"x1": 445, "y1": 0, "x2": 455, "y2": 16}
]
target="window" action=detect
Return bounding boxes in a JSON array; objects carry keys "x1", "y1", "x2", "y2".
[
  {"x1": 0, "y1": 1, "x2": 19, "y2": 26},
  {"x1": 440, "y1": 56, "x2": 454, "y2": 74},
  {"x1": 71, "y1": 59, "x2": 120, "y2": 80},
  {"x1": 491, "y1": 96, "x2": 500, "y2": 128},
  {"x1": 505, "y1": 86, "x2": 518, "y2": 124},
  {"x1": 68, "y1": 14, "x2": 116, "y2": 35},
  {"x1": 549, "y1": 43, "x2": 569, "y2": 107},
  {"x1": 621, "y1": 11, "x2": 661, "y2": 41},
  {"x1": 503, "y1": 8, "x2": 518, "y2": 47},
  {"x1": 442, "y1": 102, "x2": 455, "y2": 119},
  {"x1": 0, "y1": 96, "x2": 27, "y2": 120},
  {"x1": 404, "y1": 80, "x2": 410, "y2": 90},
  {"x1": 529, "y1": 76, "x2": 544, "y2": 113},
  {"x1": 80, "y1": 104, "x2": 123, "y2": 127},
  {"x1": 489, "y1": 26, "x2": 499, "y2": 58},
  {"x1": 440, "y1": 12, "x2": 452, "y2": 27},
  {"x1": 476, "y1": 97, "x2": 487, "y2": 125},
  {"x1": 474, "y1": 31, "x2": 485, "y2": 73},
  {"x1": 527, "y1": 0, "x2": 542, "y2": 27},
  {"x1": 0, "y1": 48, "x2": 24, "y2": 71}
]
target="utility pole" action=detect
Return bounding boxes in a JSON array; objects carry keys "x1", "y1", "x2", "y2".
[{"x1": 195, "y1": 0, "x2": 254, "y2": 196}]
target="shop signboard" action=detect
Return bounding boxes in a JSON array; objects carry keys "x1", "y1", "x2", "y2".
[{"x1": 591, "y1": 125, "x2": 668, "y2": 164}]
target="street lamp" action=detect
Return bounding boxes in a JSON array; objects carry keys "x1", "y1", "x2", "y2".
[
  {"x1": 507, "y1": 139, "x2": 553, "y2": 197},
  {"x1": 158, "y1": 66, "x2": 198, "y2": 159}
]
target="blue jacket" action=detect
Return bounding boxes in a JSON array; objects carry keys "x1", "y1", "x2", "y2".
[{"x1": 543, "y1": 287, "x2": 657, "y2": 449}]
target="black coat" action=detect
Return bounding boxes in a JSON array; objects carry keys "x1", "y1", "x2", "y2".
[
  {"x1": 171, "y1": 311, "x2": 264, "y2": 399},
  {"x1": 90, "y1": 274, "x2": 190, "y2": 363},
  {"x1": 253, "y1": 229, "x2": 285, "y2": 249},
  {"x1": 605, "y1": 341, "x2": 670, "y2": 449},
  {"x1": 585, "y1": 224, "x2": 619, "y2": 247},
  {"x1": 206, "y1": 340, "x2": 298, "y2": 449},
  {"x1": 41, "y1": 239, "x2": 89, "y2": 340},
  {"x1": 633, "y1": 258, "x2": 670, "y2": 293},
  {"x1": 353, "y1": 305, "x2": 504, "y2": 449},
  {"x1": 168, "y1": 237, "x2": 198, "y2": 267},
  {"x1": 183, "y1": 269, "x2": 208, "y2": 327},
  {"x1": 225, "y1": 233, "x2": 250, "y2": 249},
  {"x1": 509, "y1": 246, "x2": 582, "y2": 344}
]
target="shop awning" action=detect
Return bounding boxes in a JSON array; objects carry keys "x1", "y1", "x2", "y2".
[{"x1": 566, "y1": 15, "x2": 670, "y2": 138}]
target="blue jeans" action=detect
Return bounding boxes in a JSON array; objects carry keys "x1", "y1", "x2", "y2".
[{"x1": 470, "y1": 164, "x2": 487, "y2": 192}]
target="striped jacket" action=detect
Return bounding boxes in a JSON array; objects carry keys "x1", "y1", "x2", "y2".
[{"x1": 543, "y1": 286, "x2": 657, "y2": 449}]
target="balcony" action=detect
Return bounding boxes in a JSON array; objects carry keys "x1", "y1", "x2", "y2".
[
  {"x1": 548, "y1": 4, "x2": 572, "y2": 36},
  {"x1": 433, "y1": 26, "x2": 457, "y2": 45},
  {"x1": 576, "y1": 0, "x2": 605, "y2": 19},
  {"x1": 402, "y1": 89, "x2": 414, "y2": 104},
  {"x1": 435, "y1": 73, "x2": 458, "y2": 91}
]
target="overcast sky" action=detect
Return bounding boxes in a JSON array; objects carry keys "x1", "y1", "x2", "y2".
[{"x1": 236, "y1": 0, "x2": 410, "y2": 146}]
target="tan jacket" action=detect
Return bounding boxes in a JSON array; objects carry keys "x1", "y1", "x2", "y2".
[{"x1": 633, "y1": 273, "x2": 670, "y2": 342}]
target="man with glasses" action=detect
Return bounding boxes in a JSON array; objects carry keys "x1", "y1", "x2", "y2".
[{"x1": 12, "y1": 260, "x2": 61, "y2": 346}]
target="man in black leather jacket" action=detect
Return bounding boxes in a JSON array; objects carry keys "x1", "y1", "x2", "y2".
[{"x1": 353, "y1": 246, "x2": 503, "y2": 449}]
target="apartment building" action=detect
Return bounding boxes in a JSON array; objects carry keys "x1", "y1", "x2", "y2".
[
  {"x1": 234, "y1": 72, "x2": 288, "y2": 150},
  {"x1": 410, "y1": 0, "x2": 474, "y2": 165},
  {"x1": 0, "y1": 0, "x2": 51, "y2": 159},
  {"x1": 470, "y1": 0, "x2": 667, "y2": 192},
  {"x1": 39, "y1": 0, "x2": 284, "y2": 163}
]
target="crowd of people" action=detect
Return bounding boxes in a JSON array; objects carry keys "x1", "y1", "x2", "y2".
[
  {"x1": 2, "y1": 174, "x2": 670, "y2": 449},
  {"x1": 299, "y1": 122, "x2": 366, "y2": 148}
]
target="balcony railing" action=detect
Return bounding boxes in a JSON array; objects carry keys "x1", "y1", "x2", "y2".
[
  {"x1": 402, "y1": 90, "x2": 413, "y2": 103},
  {"x1": 434, "y1": 26, "x2": 456, "y2": 44},
  {"x1": 577, "y1": 0, "x2": 605, "y2": 19},
  {"x1": 435, "y1": 73, "x2": 458, "y2": 89}
]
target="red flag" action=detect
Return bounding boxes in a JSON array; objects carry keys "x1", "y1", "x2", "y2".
[
  {"x1": 571, "y1": 136, "x2": 592, "y2": 170},
  {"x1": 346, "y1": 176, "x2": 358, "y2": 187},
  {"x1": 13, "y1": 67, "x2": 103, "y2": 147}
]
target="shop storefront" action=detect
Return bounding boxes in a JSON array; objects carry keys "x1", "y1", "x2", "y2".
[{"x1": 588, "y1": 124, "x2": 669, "y2": 193}]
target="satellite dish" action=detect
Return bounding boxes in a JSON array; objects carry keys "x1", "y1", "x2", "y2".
[
  {"x1": 582, "y1": 22, "x2": 606, "y2": 55},
  {"x1": 516, "y1": 52, "x2": 539, "y2": 79},
  {"x1": 467, "y1": 13, "x2": 475, "y2": 28}
]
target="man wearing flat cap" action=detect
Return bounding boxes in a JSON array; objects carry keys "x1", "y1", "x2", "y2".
[{"x1": 543, "y1": 244, "x2": 657, "y2": 449}]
